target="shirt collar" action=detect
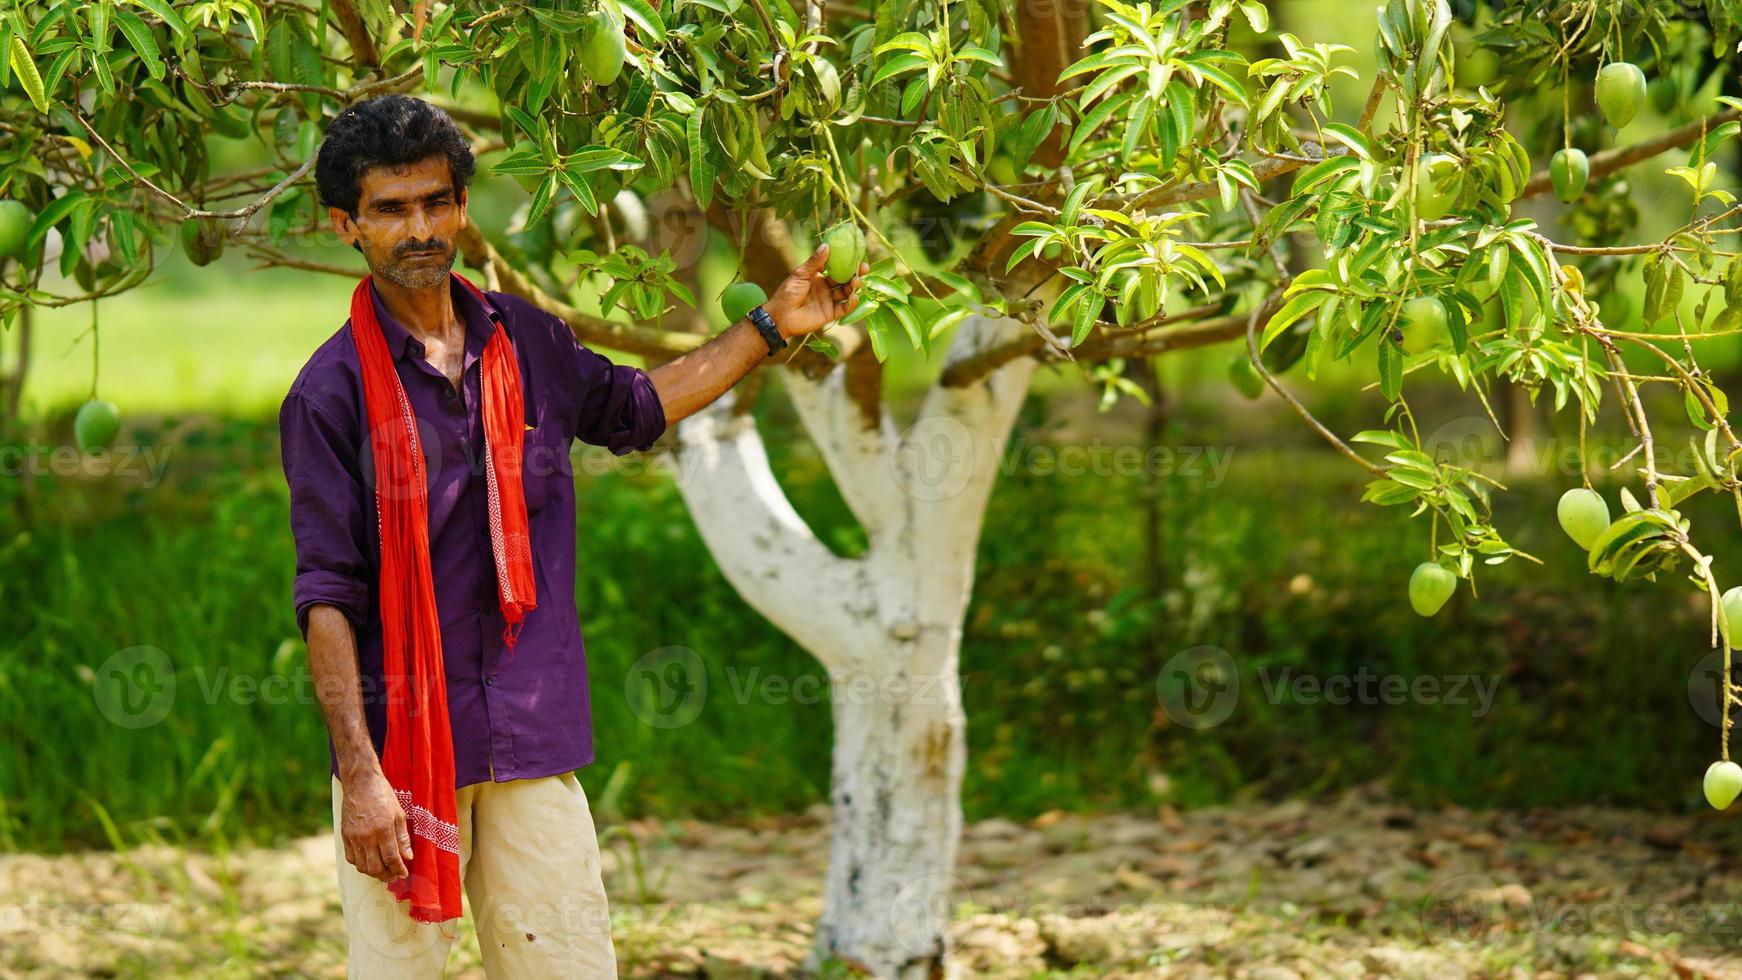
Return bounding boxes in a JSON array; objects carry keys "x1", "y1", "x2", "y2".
[{"x1": 368, "y1": 274, "x2": 502, "y2": 364}]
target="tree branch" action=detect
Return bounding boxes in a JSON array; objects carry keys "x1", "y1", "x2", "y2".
[
  {"x1": 1520, "y1": 108, "x2": 1742, "y2": 199},
  {"x1": 329, "y1": 0, "x2": 380, "y2": 69},
  {"x1": 452, "y1": 221, "x2": 699, "y2": 359}
]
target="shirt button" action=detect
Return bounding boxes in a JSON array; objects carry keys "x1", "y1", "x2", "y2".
[
  {"x1": 442, "y1": 382, "x2": 456, "y2": 399},
  {"x1": 484, "y1": 675, "x2": 495, "y2": 687}
]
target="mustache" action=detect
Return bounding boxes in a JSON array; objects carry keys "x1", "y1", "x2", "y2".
[{"x1": 398, "y1": 240, "x2": 448, "y2": 255}]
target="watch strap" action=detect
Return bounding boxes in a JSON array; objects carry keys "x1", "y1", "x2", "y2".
[{"x1": 749, "y1": 305, "x2": 787, "y2": 356}]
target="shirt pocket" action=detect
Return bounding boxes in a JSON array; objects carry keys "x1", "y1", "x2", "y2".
[{"x1": 519, "y1": 418, "x2": 569, "y2": 514}]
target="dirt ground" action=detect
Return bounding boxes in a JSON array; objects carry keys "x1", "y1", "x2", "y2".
[{"x1": 6, "y1": 783, "x2": 1742, "y2": 978}]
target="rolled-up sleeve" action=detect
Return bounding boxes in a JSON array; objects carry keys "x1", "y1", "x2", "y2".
[{"x1": 278, "y1": 390, "x2": 373, "y2": 638}]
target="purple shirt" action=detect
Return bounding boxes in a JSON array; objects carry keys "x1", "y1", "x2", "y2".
[{"x1": 278, "y1": 277, "x2": 666, "y2": 788}]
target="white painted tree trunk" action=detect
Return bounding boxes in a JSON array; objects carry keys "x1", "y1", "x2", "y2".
[{"x1": 669, "y1": 314, "x2": 1038, "y2": 977}]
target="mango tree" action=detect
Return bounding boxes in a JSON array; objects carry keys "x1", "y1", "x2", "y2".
[{"x1": 9, "y1": 0, "x2": 1742, "y2": 974}]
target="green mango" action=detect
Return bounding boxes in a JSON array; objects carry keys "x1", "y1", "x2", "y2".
[
  {"x1": 1408, "y1": 562, "x2": 1457, "y2": 617},
  {"x1": 1413, "y1": 153, "x2": 1462, "y2": 220},
  {"x1": 1556, "y1": 487, "x2": 1610, "y2": 550},
  {"x1": 823, "y1": 221, "x2": 864, "y2": 283},
  {"x1": 721, "y1": 281, "x2": 767, "y2": 324},
  {"x1": 1401, "y1": 296, "x2": 1448, "y2": 354},
  {"x1": 1705, "y1": 760, "x2": 1742, "y2": 810},
  {"x1": 73, "y1": 399, "x2": 122, "y2": 452},
  {"x1": 1648, "y1": 73, "x2": 1680, "y2": 115},
  {"x1": 1721, "y1": 586, "x2": 1742, "y2": 649},
  {"x1": 1227, "y1": 355, "x2": 1264, "y2": 400},
  {"x1": 0, "y1": 199, "x2": 31, "y2": 259},
  {"x1": 1550, "y1": 148, "x2": 1589, "y2": 203},
  {"x1": 179, "y1": 218, "x2": 225, "y2": 267},
  {"x1": 1595, "y1": 62, "x2": 1646, "y2": 129},
  {"x1": 580, "y1": 11, "x2": 627, "y2": 86}
]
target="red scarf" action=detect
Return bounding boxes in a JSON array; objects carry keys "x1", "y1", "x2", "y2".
[{"x1": 349, "y1": 271, "x2": 538, "y2": 923}]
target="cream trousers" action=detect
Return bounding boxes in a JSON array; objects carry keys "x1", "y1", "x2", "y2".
[{"x1": 331, "y1": 770, "x2": 618, "y2": 978}]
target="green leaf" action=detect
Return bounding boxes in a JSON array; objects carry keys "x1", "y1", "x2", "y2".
[
  {"x1": 1181, "y1": 55, "x2": 1248, "y2": 105},
  {"x1": 1071, "y1": 288, "x2": 1099, "y2": 345},
  {"x1": 556, "y1": 168, "x2": 599, "y2": 215},
  {"x1": 43, "y1": 46, "x2": 77, "y2": 97},
  {"x1": 9, "y1": 35, "x2": 47, "y2": 112},
  {"x1": 616, "y1": 0, "x2": 667, "y2": 43},
  {"x1": 492, "y1": 148, "x2": 551, "y2": 177},
  {"x1": 866, "y1": 308, "x2": 894, "y2": 360},
  {"x1": 1293, "y1": 154, "x2": 1360, "y2": 193},
  {"x1": 526, "y1": 173, "x2": 559, "y2": 226},
  {"x1": 1377, "y1": 333, "x2": 1401, "y2": 399},
  {"x1": 1351, "y1": 429, "x2": 1407, "y2": 448},
  {"x1": 1320, "y1": 122, "x2": 1372, "y2": 160},
  {"x1": 114, "y1": 10, "x2": 164, "y2": 80},
  {"x1": 26, "y1": 189, "x2": 88, "y2": 249},
  {"x1": 1260, "y1": 290, "x2": 1326, "y2": 351},
  {"x1": 128, "y1": 0, "x2": 189, "y2": 39},
  {"x1": 1239, "y1": 0, "x2": 1269, "y2": 32},
  {"x1": 1048, "y1": 283, "x2": 1089, "y2": 322},
  {"x1": 687, "y1": 107, "x2": 715, "y2": 209},
  {"x1": 504, "y1": 105, "x2": 546, "y2": 143},
  {"x1": 1122, "y1": 96, "x2": 1152, "y2": 161},
  {"x1": 566, "y1": 146, "x2": 642, "y2": 173},
  {"x1": 1068, "y1": 92, "x2": 1131, "y2": 155},
  {"x1": 110, "y1": 209, "x2": 138, "y2": 266},
  {"x1": 1693, "y1": 121, "x2": 1740, "y2": 166},
  {"x1": 871, "y1": 53, "x2": 927, "y2": 89}
]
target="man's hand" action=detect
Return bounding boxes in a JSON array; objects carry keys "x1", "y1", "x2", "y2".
[
  {"x1": 763, "y1": 243, "x2": 870, "y2": 340},
  {"x1": 340, "y1": 768, "x2": 415, "y2": 884}
]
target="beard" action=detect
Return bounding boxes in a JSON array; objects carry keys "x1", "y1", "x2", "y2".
[{"x1": 375, "y1": 242, "x2": 456, "y2": 288}]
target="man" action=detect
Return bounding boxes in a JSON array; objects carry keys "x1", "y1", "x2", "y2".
[{"x1": 278, "y1": 94, "x2": 865, "y2": 978}]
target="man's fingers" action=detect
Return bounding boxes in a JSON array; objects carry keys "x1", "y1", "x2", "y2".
[
  {"x1": 354, "y1": 841, "x2": 383, "y2": 880},
  {"x1": 828, "y1": 274, "x2": 862, "y2": 299},
  {"x1": 394, "y1": 811, "x2": 415, "y2": 863},
  {"x1": 380, "y1": 836, "x2": 409, "y2": 881},
  {"x1": 798, "y1": 243, "x2": 830, "y2": 274}
]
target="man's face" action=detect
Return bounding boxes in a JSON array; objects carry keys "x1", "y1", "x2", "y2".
[{"x1": 329, "y1": 155, "x2": 467, "y2": 289}]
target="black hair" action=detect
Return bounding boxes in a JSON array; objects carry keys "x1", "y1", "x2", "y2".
[{"x1": 314, "y1": 94, "x2": 476, "y2": 219}]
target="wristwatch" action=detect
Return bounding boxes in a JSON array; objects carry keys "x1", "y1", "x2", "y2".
[{"x1": 749, "y1": 305, "x2": 787, "y2": 357}]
